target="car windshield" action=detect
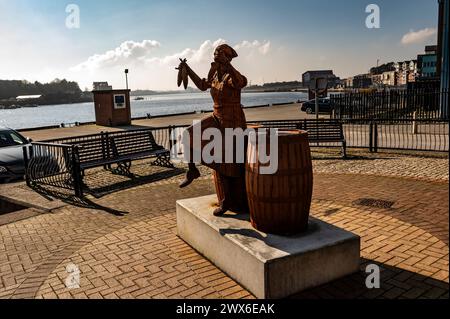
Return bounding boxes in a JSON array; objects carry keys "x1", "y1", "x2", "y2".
[{"x1": 0, "y1": 130, "x2": 27, "y2": 148}]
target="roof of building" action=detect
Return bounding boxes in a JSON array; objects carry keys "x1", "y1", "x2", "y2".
[
  {"x1": 302, "y1": 70, "x2": 334, "y2": 75},
  {"x1": 16, "y1": 95, "x2": 42, "y2": 100},
  {"x1": 425, "y1": 45, "x2": 438, "y2": 52}
]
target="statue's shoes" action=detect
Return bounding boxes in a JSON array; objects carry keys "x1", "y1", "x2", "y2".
[
  {"x1": 179, "y1": 169, "x2": 201, "y2": 188},
  {"x1": 213, "y1": 206, "x2": 228, "y2": 217}
]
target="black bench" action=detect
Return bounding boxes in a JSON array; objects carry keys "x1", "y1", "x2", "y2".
[
  {"x1": 296, "y1": 120, "x2": 347, "y2": 158},
  {"x1": 108, "y1": 130, "x2": 173, "y2": 175},
  {"x1": 60, "y1": 130, "x2": 174, "y2": 191}
]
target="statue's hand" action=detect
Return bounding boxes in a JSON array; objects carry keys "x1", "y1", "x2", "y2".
[
  {"x1": 223, "y1": 62, "x2": 234, "y2": 75},
  {"x1": 176, "y1": 58, "x2": 189, "y2": 71}
]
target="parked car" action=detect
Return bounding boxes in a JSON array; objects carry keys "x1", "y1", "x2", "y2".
[
  {"x1": 0, "y1": 127, "x2": 31, "y2": 183},
  {"x1": 300, "y1": 97, "x2": 334, "y2": 114},
  {"x1": 0, "y1": 127, "x2": 62, "y2": 184}
]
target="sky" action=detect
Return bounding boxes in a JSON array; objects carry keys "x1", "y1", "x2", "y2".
[{"x1": 0, "y1": 0, "x2": 440, "y2": 91}]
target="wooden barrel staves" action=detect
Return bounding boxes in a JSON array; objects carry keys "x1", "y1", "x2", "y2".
[{"x1": 245, "y1": 129, "x2": 313, "y2": 235}]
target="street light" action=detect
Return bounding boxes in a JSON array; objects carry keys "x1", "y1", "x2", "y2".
[{"x1": 125, "y1": 69, "x2": 129, "y2": 90}]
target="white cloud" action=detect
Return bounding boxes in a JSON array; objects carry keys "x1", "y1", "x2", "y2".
[
  {"x1": 71, "y1": 40, "x2": 161, "y2": 71},
  {"x1": 401, "y1": 28, "x2": 437, "y2": 45},
  {"x1": 69, "y1": 38, "x2": 273, "y2": 90},
  {"x1": 145, "y1": 39, "x2": 227, "y2": 66},
  {"x1": 235, "y1": 40, "x2": 271, "y2": 55}
]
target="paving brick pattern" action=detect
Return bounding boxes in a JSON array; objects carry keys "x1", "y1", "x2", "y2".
[
  {"x1": 313, "y1": 152, "x2": 449, "y2": 182},
  {"x1": 0, "y1": 154, "x2": 448, "y2": 299}
]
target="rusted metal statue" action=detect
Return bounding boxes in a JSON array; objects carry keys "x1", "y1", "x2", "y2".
[{"x1": 177, "y1": 44, "x2": 248, "y2": 216}]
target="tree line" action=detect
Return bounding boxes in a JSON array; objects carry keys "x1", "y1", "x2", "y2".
[
  {"x1": 0, "y1": 79, "x2": 83, "y2": 100},
  {"x1": 0, "y1": 79, "x2": 93, "y2": 106}
]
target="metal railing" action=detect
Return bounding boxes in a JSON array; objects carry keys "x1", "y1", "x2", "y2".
[
  {"x1": 331, "y1": 89, "x2": 449, "y2": 120},
  {"x1": 24, "y1": 119, "x2": 448, "y2": 197},
  {"x1": 23, "y1": 142, "x2": 83, "y2": 197},
  {"x1": 368, "y1": 119, "x2": 449, "y2": 152},
  {"x1": 26, "y1": 126, "x2": 190, "y2": 196},
  {"x1": 249, "y1": 118, "x2": 449, "y2": 152}
]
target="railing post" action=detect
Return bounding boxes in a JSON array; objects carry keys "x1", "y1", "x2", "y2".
[
  {"x1": 373, "y1": 122, "x2": 379, "y2": 153},
  {"x1": 101, "y1": 131, "x2": 109, "y2": 169},
  {"x1": 412, "y1": 111, "x2": 418, "y2": 134},
  {"x1": 71, "y1": 145, "x2": 83, "y2": 197},
  {"x1": 169, "y1": 126, "x2": 174, "y2": 151},
  {"x1": 22, "y1": 145, "x2": 31, "y2": 187},
  {"x1": 369, "y1": 122, "x2": 374, "y2": 153}
]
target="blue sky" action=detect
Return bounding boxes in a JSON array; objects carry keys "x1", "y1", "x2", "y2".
[{"x1": 0, "y1": 0, "x2": 439, "y2": 90}]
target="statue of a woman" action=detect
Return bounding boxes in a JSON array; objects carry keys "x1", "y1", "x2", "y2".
[{"x1": 178, "y1": 44, "x2": 248, "y2": 216}]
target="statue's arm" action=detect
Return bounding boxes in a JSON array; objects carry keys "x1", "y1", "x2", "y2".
[
  {"x1": 226, "y1": 64, "x2": 248, "y2": 89},
  {"x1": 186, "y1": 65, "x2": 211, "y2": 91}
]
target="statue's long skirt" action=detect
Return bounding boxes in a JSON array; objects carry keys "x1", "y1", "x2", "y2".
[{"x1": 184, "y1": 103, "x2": 248, "y2": 212}]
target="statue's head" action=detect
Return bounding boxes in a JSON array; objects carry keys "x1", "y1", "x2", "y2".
[{"x1": 214, "y1": 44, "x2": 238, "y2": 64}]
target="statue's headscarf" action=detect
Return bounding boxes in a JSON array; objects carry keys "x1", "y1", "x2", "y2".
[
  {"x1": 208, "y1": 44, "x2": 238, "y2": 81},
  {"x1": 216, "y1": 44, "x2": 238, "y2": 60}
]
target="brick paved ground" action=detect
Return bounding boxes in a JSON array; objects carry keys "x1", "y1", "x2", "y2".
[{"x1": 0, "y1": 151, "x2": 448, "y2": 299}]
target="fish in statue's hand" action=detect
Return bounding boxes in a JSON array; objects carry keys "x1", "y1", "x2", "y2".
[{"x1": 176, "y1": 58, "x2": 189, "y2": 90}]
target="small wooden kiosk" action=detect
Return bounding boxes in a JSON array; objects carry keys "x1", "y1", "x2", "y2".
[{"x1": 93, "y1": 89, "x2": 131, "y2": 127}]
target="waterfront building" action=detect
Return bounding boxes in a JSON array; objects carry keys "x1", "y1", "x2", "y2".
[
  {"x1": 343, "y1": 77, "x2": 354, "y2": 88},
  {"x1": 371, "y1": 74, "x2": 383, "y2": 87},
  {"x1": 382, "y1": 71, "x2": 397, "y2": 87},
  {"x1": 16, "y1": 95, "x2": 42, "y2": 101},
  {"x1": 302, "y1": 70, "x2": 339, "y2": 88},
  {"x1": 370, "y1": 62, "x2": 397, "y2": 87},
  {"x1": 396, "y1": 60, "x2": 418, "y2": 86},
  {"x1": 417, "y1": 46, "x2": 439, "y2": 80},
  {"x1": 352, "y1": 74, "x2": 372, "y2": 88}
]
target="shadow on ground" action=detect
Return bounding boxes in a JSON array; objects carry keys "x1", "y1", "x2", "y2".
[
  {"x1": 30, "y1": 185, "x2": 130, "y2": 216},
  {"x1": 28, "y1": 164, "x2": 185, "y2": 216},
  {"x1": 84, "y1": 167, "x2": 185, "y2": 199},
  {"x1": 290, "y1": 258, "x2": 449, "y2": 299}
]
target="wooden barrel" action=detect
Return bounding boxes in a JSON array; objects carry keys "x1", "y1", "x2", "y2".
[{"x1": 245, "y1": 129, "x2": 313, "y2": 235}]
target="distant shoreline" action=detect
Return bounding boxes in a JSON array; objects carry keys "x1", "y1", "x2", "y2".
[{"x1": 3, "y1": 91, "x2": 308, "y2": 130}]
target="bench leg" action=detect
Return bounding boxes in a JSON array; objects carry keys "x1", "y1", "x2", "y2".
[
  {"x1": 112, "y1": 161, "x2": 133, "y2": 176},
  {"x1": 342, "y1": 141, "x2": 347, "y2": 159},
  {"x1": 152, "y1": 152, "x2": 174, "y2": 169}
]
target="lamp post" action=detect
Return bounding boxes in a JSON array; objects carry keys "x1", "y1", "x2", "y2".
[{"x1": 125, "y1": 69, "x2": 129, "y2": 90}]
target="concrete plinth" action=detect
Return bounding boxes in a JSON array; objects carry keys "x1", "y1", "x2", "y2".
[{"x1": 176, "y1": 195, "x2": 361, "y2": 299}]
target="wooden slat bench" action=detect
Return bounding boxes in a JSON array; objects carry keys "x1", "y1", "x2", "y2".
[
  {"x1": 108, "y1": 130, "x2": 173, "y2": 175},
  {"x1": 296, "y1": 120, "x2": 347, "y2": 158},
  {"x1": 57, "y1": 130, "x2": 174, "y2": 193}
]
